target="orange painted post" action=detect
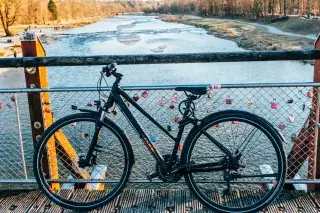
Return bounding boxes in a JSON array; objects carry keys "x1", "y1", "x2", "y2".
[
  {"x1": 20, "y1": 32, "x2": 60, "y2": 190},
  {"x1": 20, "y1": 32, "x2": 89, "y2": 189}
]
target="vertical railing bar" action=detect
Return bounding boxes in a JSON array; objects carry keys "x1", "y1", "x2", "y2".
[
  {"x1": 313, "y1": 87, "x2": 320, "y2": 179},
  {"x1": 14, "y1": 93, "x2": 28, "y2": 179}
]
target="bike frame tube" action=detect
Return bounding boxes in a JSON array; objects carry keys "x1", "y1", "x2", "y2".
[
  {"x1": 108, "y1": 84, "x2": 190, "y2": 170},
  {"x1": 102, "y1": 73, "x2": 235, "y2": 171}
]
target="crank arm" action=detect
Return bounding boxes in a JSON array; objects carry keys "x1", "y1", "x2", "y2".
[
  {"x1": 223, "y1": 180, "x2": 231, "y2": 196},
  {"x1": 146, "y1": 172, "x2": 159, "y2": 181}
]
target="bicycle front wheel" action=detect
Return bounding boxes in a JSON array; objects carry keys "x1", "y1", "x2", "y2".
[
  {"x1": 33, "y1": 113, "x2": 133, "y2": 211},
  {"x1": 182, "y1": 110, "x2": 286, "y2": 213}
]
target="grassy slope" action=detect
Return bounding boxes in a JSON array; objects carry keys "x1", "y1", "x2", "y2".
[
  {"x1": 161, "y1": 15, "x2": 315, "y2": 51},
  {"x1": 270, "y1": 17, "x2": 320, "y2": 35}
]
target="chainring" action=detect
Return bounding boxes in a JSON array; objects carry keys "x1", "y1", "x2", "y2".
[{"x1": 156, "y1": 154, "x2": 183, "y2": 183}]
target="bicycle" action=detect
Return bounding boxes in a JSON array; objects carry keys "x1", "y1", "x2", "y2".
[{"x1": 34, "y1": 63, "x2": 286, "y2": 212}]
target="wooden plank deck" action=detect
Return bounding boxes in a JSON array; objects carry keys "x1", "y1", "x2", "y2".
[{"x1": 0, "y1": 189, "x2": 319, "y2": 213}]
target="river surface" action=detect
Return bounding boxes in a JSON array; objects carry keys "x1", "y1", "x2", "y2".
[{"x1": 0, "y1": 15, "x2": 314, "y2": 88}]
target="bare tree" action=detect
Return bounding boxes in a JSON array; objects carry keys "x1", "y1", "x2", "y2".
[
  {"x1": 0, "y1": 0, "x2": 21, "y2": 36},
  {"x1": 27, "y1": 0, "x2": 37, "y2": 23}
]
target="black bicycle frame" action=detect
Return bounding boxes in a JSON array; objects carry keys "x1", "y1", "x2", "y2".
[
  {"x1": 97, "y1": 73, "x2": 235, "y2": 172},
  {"x1": 105, "y1": 87, "x2": 187, "y2": 170}
]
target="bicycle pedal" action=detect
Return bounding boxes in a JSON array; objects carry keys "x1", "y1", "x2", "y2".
[
  {"x1": 222, "y1": 188, "x2": 231, "y2": 196},
  {"x1": 71, "y1": 105, "x2": 78, "y2": 110},
  {"x1": 146, "y1": 172, "x2": 159, "y2": 181},
  {"x1": 95, "y1": 145, "x2": 103, "y2": 148},
  {"x1": 94, "y1": 148, "x2": 103, "y2": 152}
]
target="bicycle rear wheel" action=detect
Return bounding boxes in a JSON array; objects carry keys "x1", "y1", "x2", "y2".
[
  {"x1": 33, "y1": 113, "x2": 133, "y2": 211},
  {"x1": 182, "y1": 110, "x2": 286, "y2": 213}
]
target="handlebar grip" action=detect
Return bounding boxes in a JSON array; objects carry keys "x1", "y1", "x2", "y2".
[
  {"x1": 107, "y1": 63, "x2": 117, "y2": 71},
  {"x1": 102, "y1": 63, "x2": 117, "y2": 77}
]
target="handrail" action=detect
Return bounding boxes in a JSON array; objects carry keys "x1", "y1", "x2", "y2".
[
  {"x1": 0, "y1": 50, "x2": 319, "y2": 67},
  {"x1": 0, "y1": 82, "x2": 318, "y2": 93}
]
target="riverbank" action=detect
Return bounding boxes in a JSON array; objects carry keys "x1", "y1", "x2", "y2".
[
  {"x1": 0, "y1": 16, "x2": 104, "y2": 58},
  {"x1": 160, "y1": 15, "x2": 315, "y2": 53}
]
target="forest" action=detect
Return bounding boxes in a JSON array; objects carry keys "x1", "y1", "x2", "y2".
[
  {"x1": 0, "y1": 0, "x2": 143, "y2": 36},
  {"x1": 145, "y1": 0, "x2": 319, "y2": 18}
]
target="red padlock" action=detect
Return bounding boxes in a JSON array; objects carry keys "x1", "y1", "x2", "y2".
[
  {"x1": 173, "y1": 115, "x2": 181, "y2": 123},
  {"x1": 87, "y1": 102, "x2": 93, "y2": 107},
  {"x1": 214, "y1": 123, "x2": 220, "y2": 128},
  {"x1": 271, "y1": 100, "x2": 278, "y2": 109},
  {"x1": 232, "y1": 121, "x2": 239, "y2": 124},
  {"x1": 306, "y1": 91, "x2": 313, "y2": 98},
  {"x1": 169, "y1": 104, "x2": 175, "y2": 110},
  {"x1": 133, "y1": 94, "x2": 139, "y2": 102},
  {"x1": 0, "y1": 102, "x2": 3, "y2": 109},
  {"x1": 212, "y1": 84, "x2": 222, "y2": 90},
  {"x1": 278, "y1": 123, "x2": 286, "y2": 131},
  {"x1": 170, "y1": 93, "x2": 179, "y2": 103},
  {"x1": 141, "y1": 90, "x2": 149, "y2": 98},
  {"x1": 226, "y1": 98, "x2": 232, "y2": 105}
]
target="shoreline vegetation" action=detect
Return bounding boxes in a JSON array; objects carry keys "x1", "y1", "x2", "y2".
[
  {"x1": 0, "y1": 16, "x2": 103, "y2": 58},
  {"x1": 160, "y1": 15, "x2": 316, "y2": 64}
]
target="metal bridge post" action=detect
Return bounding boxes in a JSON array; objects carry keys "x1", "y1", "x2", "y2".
[
  {"x1": 313, "y1": 35, "x2": 320, "y2": 189},
  {"x1": 20, "y1": 32, "x2": 60, "y2": 190}
]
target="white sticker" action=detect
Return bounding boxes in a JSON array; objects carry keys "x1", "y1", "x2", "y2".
[{"x1": 19, "y1": 31, "x2": 36, "y2": 41}]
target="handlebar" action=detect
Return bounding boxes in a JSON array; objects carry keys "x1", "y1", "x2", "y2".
[
  {"x1": 102, "y1": 63, "x2": 123, "y2": 80},
  {"x1": 102, "y1": 63, "x2": 117, "y2": 77}
]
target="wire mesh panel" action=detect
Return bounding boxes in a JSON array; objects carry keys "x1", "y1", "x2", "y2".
[
  {"x1": 0, "y1": 93, "x2": 26, "y2": 179},
  {"x1": 0, "y1": 84, "x2": 319, "y2": 183}
]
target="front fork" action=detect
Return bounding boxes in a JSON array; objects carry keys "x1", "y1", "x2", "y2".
[{"x1": 80, "y1": 109, "x2": 107, "y2": 168}]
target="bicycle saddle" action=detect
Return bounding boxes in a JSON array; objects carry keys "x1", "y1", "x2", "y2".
[{"x1": 175, "y1": 87, "x2": 208, "y2": 95}]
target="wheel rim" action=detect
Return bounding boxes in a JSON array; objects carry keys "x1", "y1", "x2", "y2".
[
  {"x1": 36, "y1": 117, "x2": 130, "y2": 209},
  {"x1": 185, "y1": 115, "x2": 285, "y2": 212}
]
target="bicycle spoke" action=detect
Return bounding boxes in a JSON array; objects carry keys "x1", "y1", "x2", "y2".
[{"x1": 238, "y1": 128, "x2": 258, "y2": 153}]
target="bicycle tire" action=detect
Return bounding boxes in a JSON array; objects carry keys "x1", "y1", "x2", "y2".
[
  {"x1": 33, "y1": 112, "x2": 134, "y2": 211},
  {"x1": 182, "y1": 110, "x2": 286, "y2": 213}
]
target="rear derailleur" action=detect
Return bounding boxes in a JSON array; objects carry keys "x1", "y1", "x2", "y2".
[{"x1": 222, "y1": 155, "x2": 244, "y2": 196}]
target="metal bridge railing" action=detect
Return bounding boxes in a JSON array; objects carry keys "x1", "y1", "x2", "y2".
[
  {"x1": 0, "y1": 82, "x2": 318, "y2": 184},
  {"x1": 1, "y1": 33, "x2": 320, "y2": 188}
]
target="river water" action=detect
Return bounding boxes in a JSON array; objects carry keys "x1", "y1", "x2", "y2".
[
  {"x1": 46, "y1": 15, "x2": 314, "y2": 86},
  {"x1": 0, "y1": 15, "x2": 314, "y2": 88}
]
